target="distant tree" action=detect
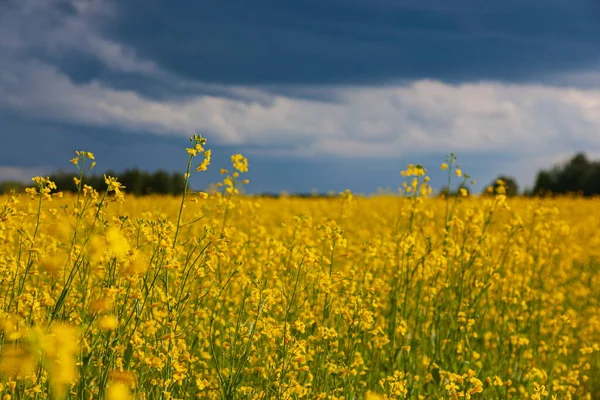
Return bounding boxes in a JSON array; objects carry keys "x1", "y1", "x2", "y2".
[
  {"x1": 49, "y1": 171, "x2": 78, "y2": 192},
  {"x1": 438, "y1": 186, "x2": 451, "y2": 197},
  {"x1": 533, "y1": 170, "x2": 554, "y2": 196},
  {"x1": 484, "y1": 176, "x2": 519, "y2": 197},
  {"x1": 557, "y1": 153, "x2": 591, "y2": 194},
  {"x1": 120, "y1": 168, "x2": 146, "y2": 196},
  {"x1": 533, "y1": 153, "x2": 600, "y2": 196},
  {"x1": 0, "y1": 181, "x2": 27, "y2": 194},
  {"x1": 30, "y1": 168, "x2": 187, "y2": 196},
  {"x1": 149, "y1": 170, "x2": 171, "y2": 194},
  {"x1": 169, "y1": 172, "x2": 185, "y2": 196},
  {"x1": 438, "y1": 185, "x2": 471, "y2": 198},
  {"x1": 583, "y1": 164, "x2": 600, "y2": 195}
]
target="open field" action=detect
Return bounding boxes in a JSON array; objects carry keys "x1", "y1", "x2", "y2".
[{"x1": 1, "y1": 150, "x2": 599, "y2": 399}]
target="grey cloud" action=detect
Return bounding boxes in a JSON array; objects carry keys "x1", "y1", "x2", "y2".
[
  {"x1": 2, "y1": 52, "x2": 600, "y2": 161},
  {"x1": 2, "y1": 0, "x2": 600, "y2": 194},
  {"x1": 0, "y1": 166, "x2": 53, "y2": 182}
]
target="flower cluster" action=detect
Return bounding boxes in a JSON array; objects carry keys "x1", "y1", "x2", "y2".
[{"x1": 0, "y1": 142, "x2": 599, "y2": 399}]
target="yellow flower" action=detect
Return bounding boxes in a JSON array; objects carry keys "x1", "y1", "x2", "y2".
[
  {"x1": 89, "y1": 297, "x2": 114, "y2": 314},
  {"x1": 39, "y1": 251, "x2": 68, "y2": 276},
  {"x1": 106, "y1": 226, "x2": 130, "y2": 258},
  {"x1": 231, "y1": 153, "x2": 248, "y2": 173},
  {"x1": 445, "y1": 382, "x2": 459, "y2": 393},
  {"x1": 41, "y1": 324, "x2": 79, "y2": 397},
  {"x1": 104, "y1": 175, "x2": 126, "y2": 201},
  {"x1": 0, "y1": 344, "x2": 36, "y2": 378},
  {"x1": 98, "y1": 315, "x2": 119, "y2": 331},
  {"x1": 365, "y1": 391, "x2": 386, "y2": 400},
  {"x1": 197, "y1": 150, "x2": 212, "y2": 172},
  {"x1": 107, "y1": 382, "x2": 130, "y2": 400}
]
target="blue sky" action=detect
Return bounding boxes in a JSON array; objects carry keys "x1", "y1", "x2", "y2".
[{"x1": 2, "y1": 0, "x2": 600, "y2": 193}]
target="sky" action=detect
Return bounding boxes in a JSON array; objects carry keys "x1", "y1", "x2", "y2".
[{"x1": 2, "y1": 0, "x2": 600, "y2": 194}]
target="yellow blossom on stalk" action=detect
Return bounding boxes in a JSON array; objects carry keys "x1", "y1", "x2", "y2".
[
  {"x1": 531, "y1": 383, "x2": 549, "y2": 399},
  {"x1": 0, "y1": 344, "x2": 36, "y2": 378},
  {"x1": 365, "y1": 392, "x2": 385, "y2": 400},
  {"x1": 107, "y1": 371, "x2": 135, "y2": 400},
  {"x1": 39, "y1": 251, "x2": 68, "y2": 276},
  {"x1": 467, "y1": 377, "x2": 484, "y2": 395},
  {"x1": 105, "y1": 226, "x2": 130, "y2": 258},
  {"x1": 107, "y1": 382, "x2": 130, "y2": 400},
  {"x1": 122, "y1": 252, "x2": 149, "y2": 275},
  {"x1": 40, "y1": 324, "x2": 78, "y2": 398},
  {"x1": 104, "y1": 175, "x2": 126, "y2": 202},
  {"x1": 446, "y1": 381, "x2": 460, "y2": 396},
  {"x1": 379, "y1": 371, "x2": 408, "y2": 397},
  {"x1": 197, "y1": 150, "x2": 212, "y2": 172},
  {"x1": 89, "y1": 297, "x2": 114, "y2": 314},
  {"x1": 25, "y1": 187, "x2": 37, "y2": 198},
  {"x1": 98, "y1": 315, "x2": 119, "y2": 331},
  {"x1": 231, "y1": 153, "x2": 248, "y2": 173},
  {"x1": 29, "y1": 176, "x2": 57, "y2": 200},
  {"x1": 110, "y1": 370, "x2": 136, "y2": 385}
]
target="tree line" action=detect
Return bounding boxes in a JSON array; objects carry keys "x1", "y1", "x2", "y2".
[
  {"x1": 1, "y1": 153, "x2": 600, "y2": 196},
  {"x1": 0, "y1": 169, "x2": 185, "y2": 196},
  {"x1": 439, "y1": 152, "x2": 600, "y2": 197},
  {"x1": 531, "y1": 153, "x2": 600, "y2": 196}
]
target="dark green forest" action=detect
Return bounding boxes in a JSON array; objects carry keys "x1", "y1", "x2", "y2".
[
  {"x1": 531, "y1": 153, "x2": 600, "y2": 196},
  {"x1": 0, "y1": 169, "x2": 185, "y2": 196},
  {"x1": 1, "y1": 153, "x2": 599, "y2": 196}
]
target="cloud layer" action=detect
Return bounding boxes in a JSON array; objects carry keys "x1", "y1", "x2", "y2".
[
  {"x1": 3, "y1": 57, "x2": 600, "y2": 160},
  {"x1": 2, "y1": 0, "x2": 600, "y2": 192}
]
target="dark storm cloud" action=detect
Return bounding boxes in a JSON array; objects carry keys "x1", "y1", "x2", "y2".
[
  {"x1": 5, "y1": 0, "x2": 600, "y2": 97},
  {"x1": 94, "y1": 0, "x2": 600, "y2": 86},
  {"x1": 2, "y1": 0, "x2": 600, "y2": 194}
]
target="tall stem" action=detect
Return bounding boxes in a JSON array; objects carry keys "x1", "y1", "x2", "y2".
[{"x1": 173, "y1": 154, "x2": 193, "y2": 248}]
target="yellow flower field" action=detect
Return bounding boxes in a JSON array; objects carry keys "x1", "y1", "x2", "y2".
[{"x1": 1, "y1": 138, "x2": 599, "y2": 399}]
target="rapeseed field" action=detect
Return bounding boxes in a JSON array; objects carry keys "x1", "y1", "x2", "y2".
[{"x1": 1, "y1": 136, "x2": 599, "y2": 399}]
